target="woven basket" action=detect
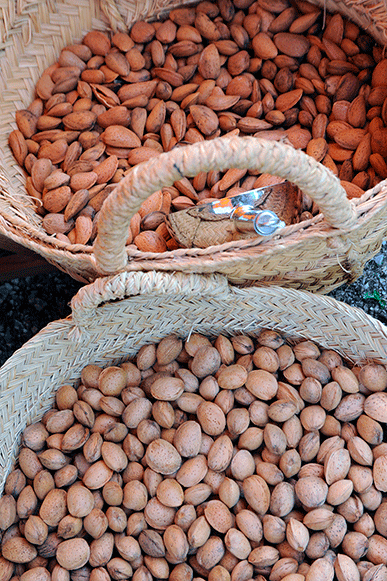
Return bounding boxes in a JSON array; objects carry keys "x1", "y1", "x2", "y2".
[
  {"x1": 1, "y1": 0, "x2": 387, "y2": 290},
  {"x1": 1, "y1": 269, "x2": 387, "y2": 492}
]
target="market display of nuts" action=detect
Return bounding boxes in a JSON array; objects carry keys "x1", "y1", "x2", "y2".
[
  {"x1": 2, "y1": 329, "x2": 387, "y2": 579},
  {"x1": 8, "y1": 0, "x2": 387, "y2": 250}
]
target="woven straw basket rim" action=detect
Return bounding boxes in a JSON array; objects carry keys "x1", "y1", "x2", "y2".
[
  {"x1": 1, "y1": 270, "x2": 387, "y2": 491},
  {"x1": 2, "y1": 0, "x2": 387, "y2": 290}
]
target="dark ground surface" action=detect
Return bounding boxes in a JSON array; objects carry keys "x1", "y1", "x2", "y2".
[{"x1": 0, "y1": 242, "x2": 386, "y2": 367}]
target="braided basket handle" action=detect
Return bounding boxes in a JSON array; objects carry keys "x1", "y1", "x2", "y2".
[
  {"x1": 70, "y1": 270, "x2": 387, "y2": 367},
  {"x1": 71, "y1": 271, "x2": 230, "y2": 331},
  {"x1": 93, "y1": 136, "x2": 357, "y2": 275}
]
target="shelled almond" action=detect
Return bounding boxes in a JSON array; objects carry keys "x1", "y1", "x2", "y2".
[
  {"x1": 2, "y1": 330, "x2": 387, "y2": 579},
  {"x1": 8, "y1": 0, "x2": 387, "y2": 250}
]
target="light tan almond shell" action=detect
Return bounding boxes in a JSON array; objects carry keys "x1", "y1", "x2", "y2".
[
  {"x1": 242, "y1": 475, "x2": 270, "y2": 515},
  {"x1": 364, "y1": 393, "x2": 387, "y2": 422}
]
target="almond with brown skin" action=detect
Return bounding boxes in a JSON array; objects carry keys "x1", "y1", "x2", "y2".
[
  {"x1": 146, "y1": 101, "x2": 167, "y2": 134},
  {"x1": 306, "y1": 138, "x2": 328, "y2": 162},
  {"x1": 274, "y1": 32, "x2": 310, "y2": 57},
  {"x1": 130, "y1": 21, "x2": 156, "y2": 44},
  {"x1": 341, "y1": 180, "x2": 365, "y2": 199},
  {"x1": 153, "y1": 68, "x2": 184, "y2": 87},
  {"x1": 371, "y1": 128, "x2": 387, "y2": 157},
  {"x1": 74, "y1": 215, "x2": 93, "y2": 245},
  {"x1": 83, "y1": 31, "x2": 111, "y2": 56},
  {"x1": 194, "y1": 11, "x2": 221, "y2": 41},
  {"x1": 31, "y1": 158, "x2": 53, "y2": 193},
  {"x1": 38, "y1": 139, "x2": 68, "y2": 164},
  {"x1": 94, "y1": 155, "x2": 119, "y2": 184},
  {"x1": 198, "y1": 44, "x2": 221, "y2": 79},
  {"x1": 276, "y1": 89, "x2": 303, "y2": 112},
  {"x1": 238, "y1": 118, "x2": 273, "y2": 133},
  {"x1": 347, "y1": 95, "x2": 367, "y2": 128},
  {"x1": 15, "y1": 110, "x2": 38, "y2": 138},
  {"x1": 370, "y1": 153, "x2": 387, "y2": 179},
  {"x1": 190, "y1": 105, "x2": 219, "y2": 135},
  {"x1": 42, "y1": 213, "x2": 74, "y2": 234},
  {"x1": 35, "y1": 74, "x2": 55, "y2": 100},
  {"x1": 42, "y1": 186, "x2": 72, "y2": 213},
  {"x1": 134, "y1": 231, "x2": 168, "y2": 253},
  {"x1": 64, "y1": 189, "x2": 90, "y2": 221},
  {"x1": 117, "y1": 80, "x2": 158, "y2": 103},
  {"x1": 97, "y1": 107, "x2": 131, "y2": 128},
  {"x1": 101, "y1": 126, "x2": 141, "y2": 148},
  {"x1": 334, "y1": 128, "x2": 366, "y2": 150},
  {"x1": 128, "y1": 147, "x2": 161, "y2": 166},
  {"x1": 353, "y1": 134, "x2": 372, "y2": 172},
  {"x1": 104, "y1": 51, "x2": 130, "y2": 77},
  {"x1": 205, "y1": 92, "x2": 240, "y2": 111},
  {"x1": 8, "y1": 130, "x2": 28, "y2": 166},
  {"x1": 91, "y1": 84, "x2": 120, "y2": 108},
  {"x1": 252, "y1": 33, "x2": 278, "y2": 59},
  {"x1": 70, "y1": 171, "x2": 98, "y2": 192},
  {"x1": 62, "y1": 111, "x2": 97, "y2": 131},
  {"x1": 170, "y1": 109, "x2": 187, "y2": 141}
]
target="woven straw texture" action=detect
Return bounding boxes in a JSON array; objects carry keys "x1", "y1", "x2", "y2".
[
  {"x1": 1, "y1": 0, "x2": 387, "y2": 290},
  {"x1": 1, "y1": 270, "x2": 387, "y2": 492}
]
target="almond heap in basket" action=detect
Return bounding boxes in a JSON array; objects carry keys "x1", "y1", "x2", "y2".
[
  {"x1": 2, "y1": 331, "x2": 387, "y2": 581},
  {"x1": 8, "y1": 0, "x2": 387, "y2": 250}
]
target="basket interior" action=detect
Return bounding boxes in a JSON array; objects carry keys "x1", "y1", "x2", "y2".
[
  {"x1": 1, "y1": 0, "x2": 387, "y2": 238},
  {"x1": 1, "y1": 276, "x2": 387, "y2": 490}
]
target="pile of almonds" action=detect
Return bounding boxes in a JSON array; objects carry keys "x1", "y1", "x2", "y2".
[
  {"x1": 2, "y1": 330, "x2": 387, "y2": 581},
  {"x1": 8, "y1": 0, "x2": 387, "y2": 251}
]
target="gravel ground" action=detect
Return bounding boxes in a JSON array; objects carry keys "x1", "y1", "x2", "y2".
[{"x1": 0, "y1": 243, "x2": 386, "y2": 367}]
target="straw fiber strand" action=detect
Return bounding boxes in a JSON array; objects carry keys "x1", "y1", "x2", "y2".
[
  {"x1": 1, "y1": 0, "x2": 387, "y2": 289},
  {"x1": 1, "y1": 270, "x2": 387, "y2": 492}
]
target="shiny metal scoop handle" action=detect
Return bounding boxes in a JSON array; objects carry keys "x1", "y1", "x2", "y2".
[{"x1": 231, "y1": 205, "x2": 286, "y2": 235}]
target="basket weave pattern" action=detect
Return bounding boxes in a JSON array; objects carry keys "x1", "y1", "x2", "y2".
[
  {"x1": 1, "y1": 0, "x2": 387, "y2": 289},
  {"x1": 1, "y1": 270, "x2": 387, "y2": 492}
]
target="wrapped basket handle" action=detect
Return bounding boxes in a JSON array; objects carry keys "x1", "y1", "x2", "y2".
[
  {"x1": 94, "y1": 136, "x2": 357, "y2": 275},
  {"x1": 70, "y1": 270, "x2": 387, "y2": 367},
  {"x1": 71, "y1": 270, "x2": 229, "y2": 331}
]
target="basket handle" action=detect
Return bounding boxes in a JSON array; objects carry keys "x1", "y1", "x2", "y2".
[
  {"x1": 70, "y1": 270, "x2": 230, "y2": 331},
  {"x1": 93, "y1": 136, "x2": 357, "y2": 275},
  {"x1": 70, "y1": 270, "x2": 387, "y2": 367}
]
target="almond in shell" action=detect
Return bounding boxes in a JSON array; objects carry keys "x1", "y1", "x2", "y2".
[
  {"x1": 341, "y1": 180, "x2": 364, "y2": 199},
  {"x1": 63, "y1": 111, "x2": 97, "y2": 131},
  {"x1": 306, "y1": 138, "x2": 328, "y2": 162},
  {"x1": 101, "y1": 126, "x2": 142, "y2": 148},
  {"x1": 276, "y1": 89, "x2": 303, "y2": 112},
  {"x1": 128, "y1": 147, "x2": 161, "y2": 166},
  {"x1": 97, "y1": 107, "x2": 131, "y2": 128},
  {"x1": 83, "y1": 31, "x2": 111, "y2": 56},
  {"x1": 15, "y1": 110, "x2": 38, "y2": 138},
  {"x1": 42, "y1": 185, "x2": 72, "y2": 213},
  {"x1": 8, "y1": 130, "x2": 28, "y2": 166},
  {"x1": 93, "y1": 156, "x2": 119, "y2": 184},
  {"x1": 198, "y1": 44, "x2": 221, "y2": 79},
  {"x1": 38, "y1": 139, "x2": 68, "y2": 164},
  {"x1": 252, "y1": 33, "x2": 278, "y2": 60},
  {"x1": 134, "y1": 231, "x2": 168, "y2": 253},
  {"x1": 190, "y1": 105, "x2": 219, "y2": 136},
  {"x1": 146, "y1": 101, "x2": 167, "y2": 133}
]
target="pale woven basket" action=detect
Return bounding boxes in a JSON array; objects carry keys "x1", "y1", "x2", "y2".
[
  {"x1": 1, "y1": 0, "x2": 387, "y2": 291},
  {"x1": 1, "y1": 269, "x2": 387, "y2": 492}
]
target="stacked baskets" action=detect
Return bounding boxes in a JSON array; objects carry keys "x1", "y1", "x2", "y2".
[
  {"x1": 1, "y1": 1, "x2": 387, "y2": 576},
  {"x1": 0, "y1": 0, "x2": 387, "y2": 289}
]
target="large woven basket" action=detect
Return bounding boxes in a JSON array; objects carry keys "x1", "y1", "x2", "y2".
[
  {"x1": 1, "y1": 269, "x2": 387, "y2": 492},
  {"x1": 1, "y1": 0, "x2": 387, "y2": 291}
]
